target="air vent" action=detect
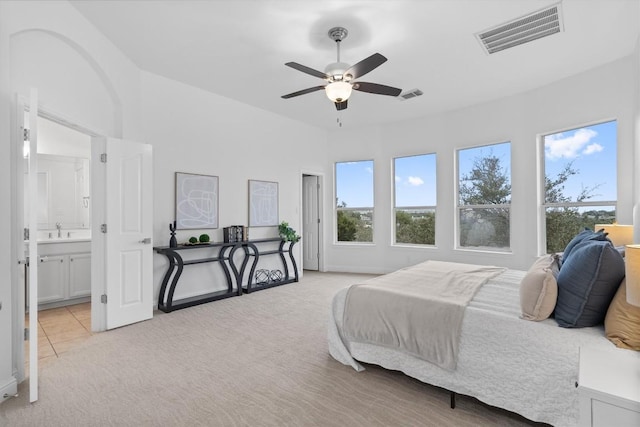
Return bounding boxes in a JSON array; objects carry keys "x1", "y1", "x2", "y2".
[
  {"x1": 476, "y1": 3, "x2": 563, "y2": 54},
  {"x1": 398, "y1": 89, "x2": 423, "y2": 101}
]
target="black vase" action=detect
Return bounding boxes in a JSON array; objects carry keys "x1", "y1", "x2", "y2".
[{"x1": 169, "y1": 221, "x2": 177, "y2": 248}]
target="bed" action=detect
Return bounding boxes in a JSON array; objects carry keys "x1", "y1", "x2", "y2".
[{"x1": 328, "y1": 263, "x2": 620, "y2": 427}]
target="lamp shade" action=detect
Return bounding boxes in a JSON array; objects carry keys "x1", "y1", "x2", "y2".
[
  {"x1": 595, "y1": 224, "x2": 633, "y2": 247},
  {"x1": 325, "y1": 81, "x2": 352, "y2": 102},
  {"x1": 626, "y1": 244, "x2": 640, "y2": 307}
]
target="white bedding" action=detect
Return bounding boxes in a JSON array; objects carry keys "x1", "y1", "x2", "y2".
[
  {"x1": 328, "y1": 269, "x2": 614, "y2": 427},
  {"x1": 343, "y1": 261, "x2": 506, "y2": 370}
]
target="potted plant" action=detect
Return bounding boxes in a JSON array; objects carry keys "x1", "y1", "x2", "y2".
[{"x1": 278, "y1": 221, "x2": 300, "y2": 242}]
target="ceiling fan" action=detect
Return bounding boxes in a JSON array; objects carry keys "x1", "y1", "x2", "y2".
[{"x1": 281, "y1": 27, "x2": 402, "y2": 111}]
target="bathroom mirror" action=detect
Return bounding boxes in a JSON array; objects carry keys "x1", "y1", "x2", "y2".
[
  {"x1": 26, "y1": 153, "x2": 90, "y2": 231},
  {"x1": 41, "y1": 154, "x2": 90, "y2": 230},
  {"x1": 23, "y1": 114, "x2": 92, "y2": 234}
]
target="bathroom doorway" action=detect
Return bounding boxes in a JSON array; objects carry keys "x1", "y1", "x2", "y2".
[{"x1": 23, "y1": 113, "x2": 93, "y2": 367}]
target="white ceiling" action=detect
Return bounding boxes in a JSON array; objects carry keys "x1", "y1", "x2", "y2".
[{"x1": 69, "y1": 0, "x2": 639, "y2": 131}]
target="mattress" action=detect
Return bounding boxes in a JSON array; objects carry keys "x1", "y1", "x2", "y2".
[{"x1": 328, "y1": 269, "x2": 613, "y2": 427}]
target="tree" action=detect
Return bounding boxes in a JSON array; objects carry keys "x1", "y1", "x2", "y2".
[
  {"x1": 459, "y1": 155, "x2": 511, "y2": 205},
  {"x1": 336, "y1": 200, "x2": 372, "y2": 242},
  {"x1": 395, "y1": 210, "x2": 435, "y2": 245},
  {"x1": 544, "y1": 161, "x2": 601, "y2": 253},
  {"x1": 459, "y1": 154, "x2": 511, "y2": 247},
  {"x1": 337, "y1": 210, "x2": 358, "y2": 241}
]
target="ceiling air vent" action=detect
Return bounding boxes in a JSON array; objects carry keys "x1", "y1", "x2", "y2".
[
  {"x1": 475, "y1": 3, "x2": 563, "y2": 54},
  {"x1": 398, "y1": 89, "x2": 423, "y2": 101}
]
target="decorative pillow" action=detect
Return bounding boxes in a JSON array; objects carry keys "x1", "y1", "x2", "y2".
[
  {"x1": 555, "y1": 240, "x2": 625, "y2": 327},
  {"x1": 605, "y1": 278, "x2": 640, "y2": 350},
  {"x1": 520, "y1": 255, "x2": 559, "y2": 321},
  {"x1": 560, "y1": 228, "x2": 609, "y2": 267}
]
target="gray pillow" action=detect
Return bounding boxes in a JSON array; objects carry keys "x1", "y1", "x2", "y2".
[{"x1": 555, "y1": 240, "x2": 625, "y2": 328}]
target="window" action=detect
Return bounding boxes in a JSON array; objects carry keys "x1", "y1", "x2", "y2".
[
  {"x1": 393, "y1": 153, "x2": 436, "y2": 245},
  {"x1": 542, "y1": 120, "x2": 617, "y2": 253},
  {"x1": 335, "y1": 160, "x2": 374, "y2": 242},
  {"x1": 457, "y1": 142, "x2": 511, "y2": 250}
]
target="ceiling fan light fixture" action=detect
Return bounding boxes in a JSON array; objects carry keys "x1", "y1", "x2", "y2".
[{"x1": 325, "y1": 81, "x2": 352, "y2": 102}]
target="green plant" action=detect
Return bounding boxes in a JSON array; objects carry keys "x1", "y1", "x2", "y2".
[
  {"x1": 278, "y1": 221, "x2": 300, "y2": 242},
  {"x1": 199, "y1": 233, "x2": 210, "y2": 243},
  {"x1": 188, "y1": 236, "x2": 198, "y2": 244}
]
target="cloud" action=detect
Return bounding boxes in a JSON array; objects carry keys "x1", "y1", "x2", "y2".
[
  {"x1": 365, "y1": 167, "x2": 373, "y2": 174},
  {"x1": 395, "y1": 175, "x2": 401, "y2": 182},
  {"x1": 407, "y1": 176, "x2": 424, "y2": 186},
  {"x1": 583, "y1": 143, "x2": 603, "y2": 155},
  {"x1": 545, "y1": 128, "x2": 598, "y2": 160}
]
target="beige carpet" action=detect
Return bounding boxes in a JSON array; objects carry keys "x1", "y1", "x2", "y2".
[{"x1": 1, "y1": 271, "x2": 541, "y2": 426}]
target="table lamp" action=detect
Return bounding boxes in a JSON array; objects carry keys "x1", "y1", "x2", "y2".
[
  {"x1": 595, "y1": 223, "x2": 633, "y2": 247},
  {"x1": 626, "y1": 244, "x2": 640, "y2": 306}
]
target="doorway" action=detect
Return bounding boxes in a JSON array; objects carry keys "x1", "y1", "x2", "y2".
[
  {"x1": 23, "y1": 114, "x2": 93, "y2": 368},
  {"x1": 302, "y1": 173, "x2": 322, "y2": 271}
]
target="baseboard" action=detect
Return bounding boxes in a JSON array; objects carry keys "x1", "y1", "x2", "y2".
[
  {"x1": 325, "y1": 264, "x2": 388, "y2": 275},
  {"x1": 0, "y1": 376, "x2": 18, "y2": 403}
]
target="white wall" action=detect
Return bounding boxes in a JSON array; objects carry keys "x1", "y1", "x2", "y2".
[
  {"x1": 0, "y1": 0, "x2": 15, "y2": 404},
  {"x1": 142, "y1": 72, "x2": 327, "y2": 301},
  {"x1": 325, "y1": 56, "x2": 637, "y2": 274}
]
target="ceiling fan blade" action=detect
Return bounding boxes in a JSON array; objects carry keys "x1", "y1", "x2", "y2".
[
  {"x1": 353, "y1": 82, "x2": 402, "y2": 97},
  {"x1": 281, "y1": 86, "x2": 326, "y2": 99},
  {"x1": 344, "y1": 53, "x2": 387, "y2": 80},
  {"x1": 334, "y1": 100, "x2": 348, "y2": 111},
  {"x1": 285, "y1": 62, "x2": 329, "y2": 79}
]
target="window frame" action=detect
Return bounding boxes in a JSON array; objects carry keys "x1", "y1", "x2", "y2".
[
  {"x1": 538, "y1": 119, "x2": 618, "y2": 254},
  {"x1": 455, "y1": 141, "x2": 512, "y2": 252},
  {"x1": 392, "y1": 152, "x2": 437, "y2": 247},
  {"x1": 334, "y1": 159, "x2": 375, "y2": 244}
]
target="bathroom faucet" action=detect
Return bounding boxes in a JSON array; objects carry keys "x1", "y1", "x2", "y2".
[{"x1": 56, "y1": 222, "x2": 62, "y2": 238}]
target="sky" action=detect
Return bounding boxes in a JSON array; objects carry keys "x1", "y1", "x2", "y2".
[
  {"x1": 394, "y1": 154, "x2": 437, "y2": 207},
  {"x1": 335, "y1": 120, "x2": 617, "y2": 208},
  {"x1": 335, "y1": 160, "x2": 374, "y2": 208},
  {"x1": 543, "y1": 120, "x2": 617, "y2": 202}
]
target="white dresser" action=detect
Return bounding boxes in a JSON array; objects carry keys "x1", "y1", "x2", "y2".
[{"x1": 578, "y1": 346, "x2": 640, "y2": 427}]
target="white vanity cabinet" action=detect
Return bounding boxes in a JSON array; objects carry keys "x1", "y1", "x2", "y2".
[{"x1": 34, "y1": 240, "x2": 91, "y2": 308}]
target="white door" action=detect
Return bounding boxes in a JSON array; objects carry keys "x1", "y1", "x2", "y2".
[
  {"x1": 93, "y1": 137, "x2": 153, "y2": 330},
  {"x1": 302, "y1": 175, "x2": 319, "y2": 270},
  {"x1": 24, "y1": 89, "x2": 40, "y2": 402}
]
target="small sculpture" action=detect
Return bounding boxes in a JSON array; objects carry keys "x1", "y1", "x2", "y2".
[{"x1": 169, "y1": 221, "x2": 177, "y2": 248}]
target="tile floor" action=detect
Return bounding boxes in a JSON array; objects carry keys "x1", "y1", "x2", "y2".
[{"x1": 25, "y1": 302, "x2": 92, "y2": 368}]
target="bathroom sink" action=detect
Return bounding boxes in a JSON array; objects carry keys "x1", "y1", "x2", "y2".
[
  {"x1": 37, "y1": 236, "x2": 91, "y2": 244},
  {"x1": 33, "y1": 229, "x2": 92, "y2": 243}
]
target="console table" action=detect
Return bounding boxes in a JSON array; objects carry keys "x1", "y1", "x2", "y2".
[
  {"x1": 154, "y1": 243, "x2": 238, "y2": 313},
  {"x1": 154, "y1": 238, "x2": 299, "y2": 312},
  {"x1": 230, "y1": 238, "x2": 299, "y2": 293}
]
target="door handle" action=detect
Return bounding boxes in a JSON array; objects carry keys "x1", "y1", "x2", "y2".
[{"x1": 139, "y1": 237, "x2": 152, "y2": 244}]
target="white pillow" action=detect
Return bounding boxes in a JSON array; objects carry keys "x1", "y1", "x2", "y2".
[{"x1": 520, "y1": 254, "x2": 559, "y2": 321}]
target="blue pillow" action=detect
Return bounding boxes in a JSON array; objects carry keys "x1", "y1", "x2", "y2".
[
  {"x1": 560, "y1": 228, "x2": 609, "y2": 266},
  {"x1": 555, "y1": 240, "x2": 625, "y2": 328}
]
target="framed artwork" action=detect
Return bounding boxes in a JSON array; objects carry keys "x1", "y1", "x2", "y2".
[
  {"x1": 175, "y1": 172, "x2": 219, "y2": 229},
  {"x1": 248, "y1": 180, "x2": 278, "y2": 227}
]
